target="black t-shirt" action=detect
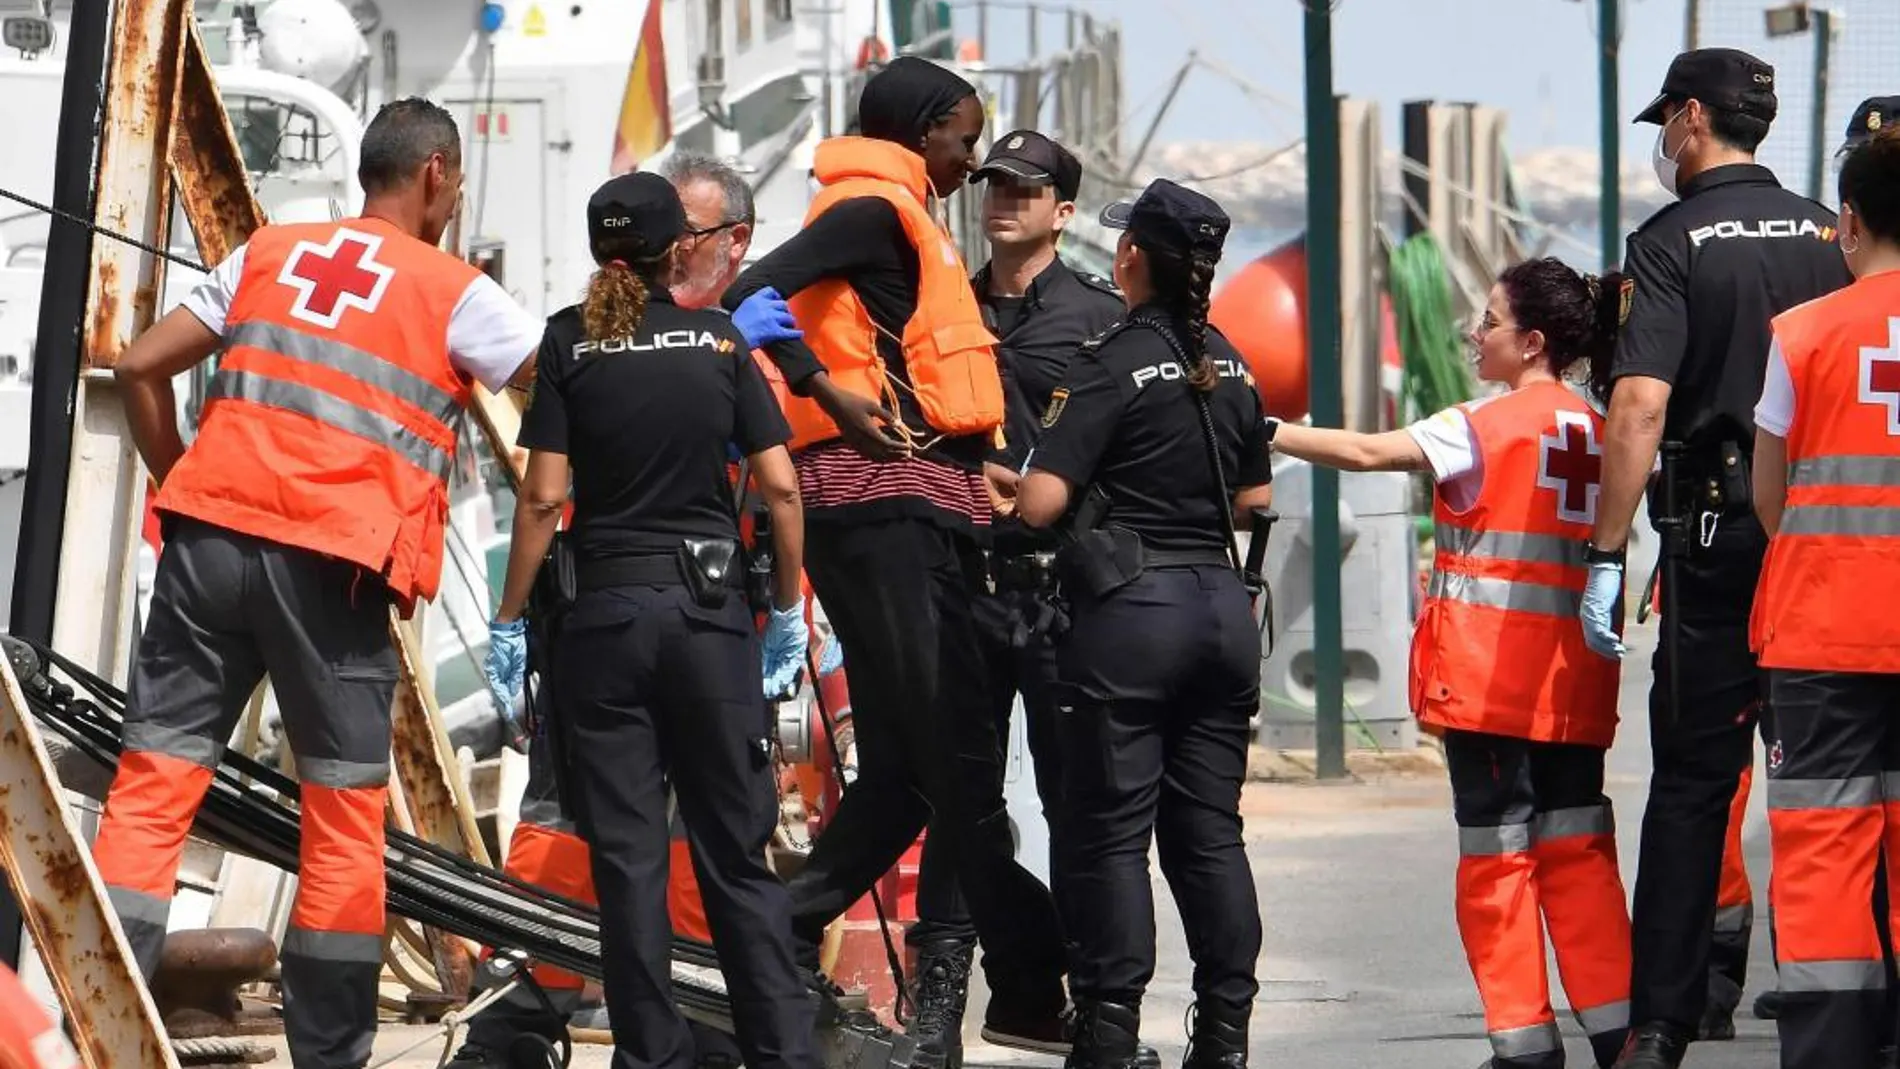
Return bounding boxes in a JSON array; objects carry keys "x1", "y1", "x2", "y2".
[
  {"x1": 517, "y1": 292, "x2": 791, "y2": 560},
  {"x1": 1030, "y1": 307, "x2": 1272, "y2": 553},
  {"x1": 1612, "y1": 163, "x2": 1852, "y2": 452},
  {"x1": 974, "y1": 256, "x2": 1126, "y2": 471}
]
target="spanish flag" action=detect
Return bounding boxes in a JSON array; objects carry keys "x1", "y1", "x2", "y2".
[{"x1": 611, "y1": 0, "x2": 671, "y2": 174}]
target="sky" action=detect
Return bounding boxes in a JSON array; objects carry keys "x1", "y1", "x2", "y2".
[{"x1": 963, "y1": 0, "x2": 1894, "y2": 199}]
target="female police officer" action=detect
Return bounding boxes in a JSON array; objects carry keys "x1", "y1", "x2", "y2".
[
  {"x1": 484, "y1": 171, "x2": 816, "y2": 1069},
  {"x1": 1013, "y1": 179, "x2": 1272, "y2": 1069}
]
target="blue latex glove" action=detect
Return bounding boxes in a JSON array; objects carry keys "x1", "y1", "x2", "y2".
[
  {"x1": 818, "y1": 631, "x2": 845, "y2": 675},
  {"x1": 1579, "y1": 560, "x2": 1626, "y2": 660},
  {"x1": 732, "y1": 287, "x2": 803, "y2": 350},
  {"x1": 485, "y1": 618, "x2": 529, "y2": 713},
  {"x1": 761, "y1": 598, "x2": 810, "y2": 700}
]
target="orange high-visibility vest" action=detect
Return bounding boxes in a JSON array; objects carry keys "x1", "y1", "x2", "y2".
[
  {"x1": 1411, "y1": 381, "x2": 1621, "y2": 746},
  {"x1": 781, "y1": 137, "x2": 1002, "y2": 451},
  {"x1": 1751, "y1": 272, "x2": 1900, "y2": 672},
  {"x1": 155, "y1": 218, "x2": 482, "y2": 616}
]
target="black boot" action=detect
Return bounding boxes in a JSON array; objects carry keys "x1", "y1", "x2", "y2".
[
  {"x1": 1181, "y1": 1001, "x2": 1248, "y2": 1069},
  {"x1": 1752, "y1": 988, "x2": 1784, "y2": 1020},
  {"x1": 1065, "y1": 1001, "x2": 1141, "y2": 1069},
  {"x1": 1610, "y1": 1022, "x2": 1688, "y2": 1069},
  {"x1": 1697, "y1": 972, "x2": 1742, "y2": 1040},
  {"x1": 908, "y1": 941, "x2": 973, "y2": 1069}
]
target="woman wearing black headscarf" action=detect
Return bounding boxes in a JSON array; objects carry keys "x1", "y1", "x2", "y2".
[{"x1": 723, "y1": 57, "x2": 1071, "y2": 1066}]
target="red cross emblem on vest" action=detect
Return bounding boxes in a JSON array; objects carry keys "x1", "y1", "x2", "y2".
[
  {"x1": 1857, "y1": 318, "x2": 1900, "y2": 435},
  {"x1": 1537, "y1": 411, "x2": 1603, "y2": 526},
  {"x1": 277, "y1": 227, "x2": 395, "y2": 330}
]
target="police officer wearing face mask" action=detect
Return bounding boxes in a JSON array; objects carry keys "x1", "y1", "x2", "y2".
[
  {"x1": 900, "y1": 129, "x2": 1126, "y2": 1066},
  {"x1": 1575, "y1": 48, "x2": 1853, "y2": 1069}
]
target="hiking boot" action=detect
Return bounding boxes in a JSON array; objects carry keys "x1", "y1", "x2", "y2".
[
  {"x1": 1697, "y1": 973, "x2": 1741, "y2": 1041},
  {"x1": 907, "y1": 941, "x2": 973, "y2": 1069},
  {"x1": 1181, "y1": 1000, "x2": 1248, "y2": 1069},
  {"x1": 1063, "y1": 1001, "x2": 1142, "y2": 1069},
  {"x1": 1609, "y1": 1023, "x2": 1688, "y2": 1069}
]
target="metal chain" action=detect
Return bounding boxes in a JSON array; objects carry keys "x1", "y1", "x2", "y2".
[{"x1": 0, "y1": 183, "x2": 210, "y2": 274}]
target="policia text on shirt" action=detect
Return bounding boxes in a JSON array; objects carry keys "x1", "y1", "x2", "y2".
[{"x1": 1578, "y1": 47, "x2": 1853, "y2": 1069}]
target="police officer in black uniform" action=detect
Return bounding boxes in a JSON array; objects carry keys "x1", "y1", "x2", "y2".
[
  {"x1": 1575, "y1": 48, "x2": 1853, "y2": 1069},
  {"x1": 486, "y1": 172, "x2": 818, "y2": 1069},
  {"x1": 1015, "y1": 178, "x2": 1272, "y2": 1069},
  {"x1": 1838, "y1": 96, "x2": 1900, "y2": 163},
  {"x1": 902, "y1": 129, "x2": 1125, "y2": 1062}
]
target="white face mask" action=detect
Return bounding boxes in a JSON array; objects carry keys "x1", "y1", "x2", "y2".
[{"x1": 1653, "y1": 112, "x2": 1688, "y2": 198}]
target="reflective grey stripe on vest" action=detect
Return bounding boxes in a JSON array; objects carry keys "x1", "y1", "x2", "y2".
[
  {"x1": 1428, "y1": 569, "x2": 1582, "y2": 618},
  {"x1": 1779, "y1": 504, "x2": 1900, "y2": 538},
  {"x1": 1490, "y1": 1021, "x2": 1562, "y2": 1059},
  {"x1": 228, "y1": 320, "x2": 462, "y2": 425},
  {"x1": 1531, "y1": 804, "x2": 1614, "y2": 843},
  {"x1": 1766, "y1": 775, "x2": 1883, "y2": 811},
  {"x1": 1574, "y1": 999, "x2": 1630, "y2": 1037},
  {"x1": 1714, "y1": 903, "x2": 1754, "y2": 934},
  {"x1": 281, "y1": 927, "x2": 385, "y2": 964},
  {"x1": 1882, "y1": 772, "x2": 1900, "y2": 801},
  {"x1": 1435, "y1": 523, "x2": 1588, "y2": 568},
  {"x1": 1789, "y1": 455, "x2": 1900, "y2": 489},
  {"x1": 209, "y1": 369, "x2": 454, "y2": 483},
  {"x1": 1459, "y1": 822, "x2": 1532, "y2": 856},
  {"x1": 1779, "y1": 958, "x2": 1888, "y2": 993}
]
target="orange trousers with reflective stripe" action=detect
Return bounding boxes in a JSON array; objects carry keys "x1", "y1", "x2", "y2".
[
  {"x1": 494, "y1": 815, "x2": 712, "y2": 992},
  {"x1": 1763, "y1": 668, "x2": 1900, "y2": 1069},
  {"x1": 1446, "y1": 730, "x2": 1632, "y2": 1068}
]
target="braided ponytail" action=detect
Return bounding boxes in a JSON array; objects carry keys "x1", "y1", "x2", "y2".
[
  {"x1": 1150, "y1": 248, "x2": 1222, "y2": 393},
  {"x1": 1182, "y1": 251, "x2": 1219, "y2": 393}
]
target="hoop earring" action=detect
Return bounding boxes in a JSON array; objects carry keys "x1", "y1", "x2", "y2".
[{"x1": 1841, "y1": 234, "x2": 1862, "y2": 256}]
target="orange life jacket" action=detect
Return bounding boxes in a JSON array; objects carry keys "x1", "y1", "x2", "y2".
[
  {"x1": 154, "y1": 217, "x2": 481, "y2": 616},
  {"x1": 1410, "y1": 381, "x2": 1621, "y2": 746},
  {"x1": 781, "y1": 137, "x2": 1003, "y2": 451},
  {"x1": 1750, "y1": 272, "x2": 1900, "y2": 673}
]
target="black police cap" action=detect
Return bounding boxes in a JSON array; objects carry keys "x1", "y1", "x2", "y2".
[
  {"x1": 1099, "y1": 178, "x2": 1230, "y2": 263},
  {"x1": 1840, "y1": 95, "x2": 1900, "y2": 154},
  {"x1": 1633, "y1": 47, "x2": 1777, "y2": 125},
  {"x1": 586, "y1": 171, "x2": 686, "y2": 262},
  {"x1": 970, "y1": 129, "x2": 1083, "y2": 202}
]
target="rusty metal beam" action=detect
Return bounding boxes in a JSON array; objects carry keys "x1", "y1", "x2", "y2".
[
  {"x1": 169, "y1": 20, "x2": 264, "y2": 264},
  {"x1": 87, "y1": 0, "x2": 188, "y2": 369},
  {"x1": 0, "y1": 652, "x2": 178, "y2": 1069}
]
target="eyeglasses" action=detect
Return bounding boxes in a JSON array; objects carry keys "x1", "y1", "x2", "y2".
[
  {"x1": 1470, "y1": 312, "x2": 1520, "y2": 342},
  {"x1": 683, "y1": 220, "x2": 744, "y2": 241}
]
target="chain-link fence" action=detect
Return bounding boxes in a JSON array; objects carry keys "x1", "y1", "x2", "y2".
[{"x1": 1688, "y1": 0, "x2": 1900, "y2": 207}]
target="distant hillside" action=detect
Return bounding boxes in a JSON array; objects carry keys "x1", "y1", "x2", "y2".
[{"x1": 1141, "y1": 142, "x2": 1676, "y2": 233}]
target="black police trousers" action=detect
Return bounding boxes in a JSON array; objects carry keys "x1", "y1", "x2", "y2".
[
  {"x1": 786, "y1": 518, "x2": 1068, "y2": 1010},
  {"x1": 554, "y1": 581, "x2": 817, "y2": 1069},
  {"x1": 1054, "y1": 565, "x2": 1262, "y2": 1014},
  {"x1": 909, "y1": 580, "x2": 1066, "y2": 953},
  {"x1": 1629, "y1": 507, "x2": 1764, "y2": 1034}
]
